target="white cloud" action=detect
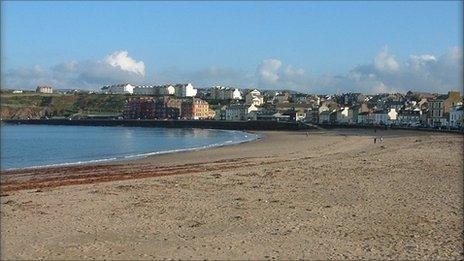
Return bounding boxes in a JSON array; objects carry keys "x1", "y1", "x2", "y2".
[
  {"x1": 3, "y1": 51, "x2": 146, "y2": 90},
  {"x1": 374, "y1": 46, "x2": 399, "y2": 73},
  {"x1": 104, "y1": 50, "x2": 145, "y2": 76},
  {"x1": 256, "y1": 59, "x2": 309, "y2": 89}
]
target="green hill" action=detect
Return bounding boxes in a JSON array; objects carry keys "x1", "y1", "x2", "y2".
[{"x1": 1, "y1": 93, "x2": 129, "y2": 119}]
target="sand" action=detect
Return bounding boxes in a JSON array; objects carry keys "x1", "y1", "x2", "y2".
[{"x1": 0, "y1": 129, "x2": 463, "y2": 260}]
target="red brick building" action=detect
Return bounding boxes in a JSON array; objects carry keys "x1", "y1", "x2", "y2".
[{"x1": 181, "y1": 98, "x2": 213, "y2": 120}]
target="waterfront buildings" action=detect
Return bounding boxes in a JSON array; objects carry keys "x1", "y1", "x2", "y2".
[
  {"x1": 373, "y1": 108, "x2": 398, "y2": 125},
  {"x1": 36, "y1": 85, "x2": 53, "y2": 94},
  {"x1": 91, "y1": 84, "x2": 464, "y2": 129},
  {"x1": 398, "y1": 109, "x2": 422, "y2": 126},
  {"x1": 154, "y1": 96, "x2": 182, "y2": 119},
  {"x1": 123, "y1": 97, "x2": 155, "y2": 119},
  {"x1": 335, "y1": 107, "x2": 354, "y2": 124},
  {"x1": 449, "y1": 103, "x2": 464, "y2": 128},
  {"x1": 428, "y1": 91, "x2": 461, "y2": 127},
  {"x1": 225, "y1": 104, "x2": 248, "y2": 121},
  {"x1": 181, "y1": 98, "x2": 213, "y2": 120}
]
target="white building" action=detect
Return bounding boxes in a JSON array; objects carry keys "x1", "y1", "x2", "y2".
[
  {"x1": 131, "y1": 83, "x2": 193, "y2": 97},
  {"x1": 245, "y1": 89, "x2": 264, "y2": 106},
  {"x1": 102, "y1": 83, "x2": 134, "y2": 94},
  {"x1": 174, "y1": 83, "x2": 197, "y2": 97},
  {"x1": 36, "y1": 85, "x2": 53, "y2": 94},
  {"x1": 160, "y1": 85, "x2": 176, "y2": 95},
  {"x1": 449, "y1": 104, "x2": 464, "y2": 128},
  {"x1": 210, "y1": 86, "x2": 242, "y2": 100},
  {"x1": 373, "y1": 108, "x2": 397, "y2": 125},
  {"x1": 335, "y1": 107, "x2": 354, "y2": 124}
]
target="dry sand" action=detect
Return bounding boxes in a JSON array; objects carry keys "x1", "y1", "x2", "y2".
[{"x1": 1, "y1": 129, "x2": 463, "y2": 260}]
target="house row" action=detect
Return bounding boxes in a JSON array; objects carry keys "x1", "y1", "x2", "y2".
[
  {"x1": 305, "y1": 91, "x2": 463, "y2": 129},
  {"x1": 123, "y1": 97, "x2": 214, "y2": 120},
  {"x1": 102, "y1": 83, "x2": 198, "y2": 97},
  {"x1": 209, "y1": 86, "x2": 242, "y2": 100}
]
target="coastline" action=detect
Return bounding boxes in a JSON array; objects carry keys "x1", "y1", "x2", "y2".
[
  {"x1": 1, "y1": 129, "x2": 462, "y2": 259},
  {"x1": 1, "y1": 127, "x2": 262, "y2": 172}
]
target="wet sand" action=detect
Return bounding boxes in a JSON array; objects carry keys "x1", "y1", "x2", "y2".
[{"x1": 1, "y1": 129, "x2": 463, "y2": 260}]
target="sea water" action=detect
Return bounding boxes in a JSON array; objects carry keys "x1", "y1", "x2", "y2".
[{"x1": 1, "y1": 124, "x2": 258, "y2": 170}]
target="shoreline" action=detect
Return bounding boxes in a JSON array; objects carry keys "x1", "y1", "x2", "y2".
[
  {"x1": 1, "y1": 128, "x2": 263, "y2": 172},
  {"x1": 1, "y1": 130, "x2": 270, "y2": 192},
  {"x1": 0, "y1": 128, "x2": 440, "y2": 193}
]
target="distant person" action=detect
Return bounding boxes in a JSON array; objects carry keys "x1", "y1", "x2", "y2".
[
  {"x1": 374, "y1": 137, "x2": 377, "y2": 144},
  {"x1": 306, "y1": 132, "x2": 309, "y2": 137},
  {"x1": 380, "y1": 136, "x2": 383, "y2": 143}
]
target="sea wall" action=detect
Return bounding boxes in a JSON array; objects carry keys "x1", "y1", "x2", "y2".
[
  {"x1": 318, "y1": 123, "x2": 464, "y2": 134},
  {"x1": 2, "y1": 119, "x2": 311, "y2": 131}
]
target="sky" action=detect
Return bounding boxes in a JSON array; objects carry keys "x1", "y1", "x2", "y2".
[{"x1": 1, "y1": 1, "x2": 462, "y2": 94}]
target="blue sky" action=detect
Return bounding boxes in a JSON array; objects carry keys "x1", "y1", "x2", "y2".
[{"x1": 2, "y1": 1, "x2": 462, "y2": 93}]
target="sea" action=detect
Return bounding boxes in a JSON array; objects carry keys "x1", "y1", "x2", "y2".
[{"x1": 0, "y1": 124, "x2": 259, "y2": 170}]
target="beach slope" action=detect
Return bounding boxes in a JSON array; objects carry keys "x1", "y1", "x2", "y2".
[{"x1": 1, "y1": 129, "x2": 462, "y2": 260}]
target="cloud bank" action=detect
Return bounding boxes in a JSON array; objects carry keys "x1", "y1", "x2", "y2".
[
  {"x1": 3, "y1": 50, "x2": 145, "y2": 90},
  {"x1": 2, "y1": 46, "x2": 462, "y2": 94},
  {"x1": 255, "y1": 46, "x2": 462, "y2": 94}
]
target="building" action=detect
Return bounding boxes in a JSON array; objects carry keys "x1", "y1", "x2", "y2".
[
  {"x1": 123, "y1": 97, "x2": 155, "y2": 119},
  {"x1": 449, "y1": 104, "x2": 464, "y2": 129},
  {"x1": 357, "y1": 112, "x2": 373, "y2": 125},
  {"x1": 283, "y1": 108, "x2": 306, "y2": 122},
  {"x1": 428, "y1": 91, "x2": 461, "y2": 127},
  {"x1": 373, "y1": 108, "x2": 397, "y2": 125},
  {"x1": 102, "y1": 83, "x2": 134, "y2": 94},
  {"x1": 161, "y1": 85, "x2": 176, "y2": 95},
  {"x1": 225, "y1": 104, "x2": 248, "y2": 121},
  {"x1": 154, "y1": 96, "x2": 182, "y2": 119},
  {"x1": 133, "y1": 85, "x2": 157, "y2": 95},
  {"x1": 304, "y1": 109, "x2": 319, "y2": 123},
  {"x1": 273, "y1": 93, "x2": 290, "y2": 103},
  {"x1": 175, "y1": 83, "x2": 197, "y2": 97},
  {"x1": 181, "y1": 98, "x2": 212, "y2": 119},
  {"x1": 210, "y1": 86, "x2": 242, "y2": 100},
  {"x1": 213, "y1": 105, "x2": 227, "y2": 120},
  {"x1": 318, "y1": 111, "x2": 332, "y2": 124},
  {"x1": 245, "y1": 89, "x2": 264, "y2": 106},
  {"x1": 36, "y1": 85, "x2": 53, "y2": 94},
  {"x1": 335, "y1": 107, "x2": 354, "y2": 124},
  {"x1": 398, "y1": 109, "x2": 422, "y2": 126}
]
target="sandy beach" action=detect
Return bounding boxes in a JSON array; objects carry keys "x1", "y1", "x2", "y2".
[{"x1": 1, "y1": 129, "x2": 462, "y2": 260}]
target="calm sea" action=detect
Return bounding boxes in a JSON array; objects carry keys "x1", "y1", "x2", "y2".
[{"x1": 1, "y1": 124, "x2": 258, "y2": 170}]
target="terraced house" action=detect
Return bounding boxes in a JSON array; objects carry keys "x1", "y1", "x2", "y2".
[{"x1": 428, "y1": 91, "x2": 461, "y2": 127}]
